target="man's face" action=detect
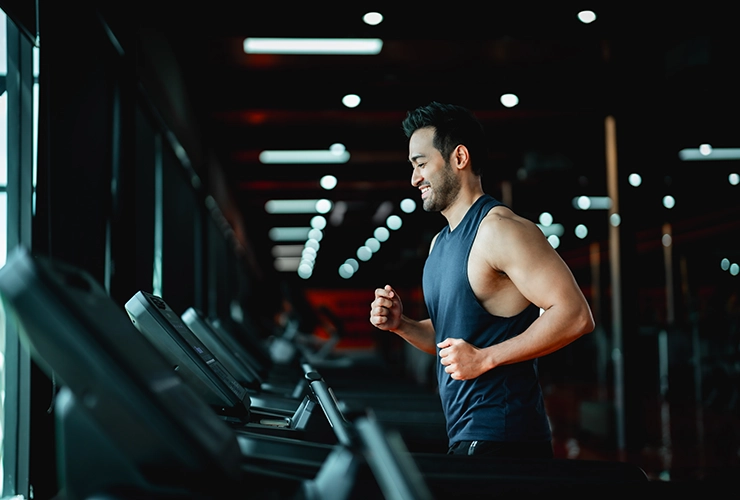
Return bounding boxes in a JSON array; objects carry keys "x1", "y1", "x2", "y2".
[{"x1": 408, "y1": 127, "x2": 461, "y2": 212}]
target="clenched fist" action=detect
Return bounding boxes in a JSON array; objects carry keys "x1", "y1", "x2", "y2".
[{"x1": 370, "y1": 285, "x2": 402, "y2": 331}]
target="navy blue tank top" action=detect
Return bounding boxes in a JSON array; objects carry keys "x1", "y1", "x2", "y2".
[{"x1": 422, "y1": 194, "x2": 552, "y2": 445}]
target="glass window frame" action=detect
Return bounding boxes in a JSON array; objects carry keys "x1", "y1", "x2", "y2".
[{"x1": 1, "y1": 9, "x2": 36, "y2": 499}]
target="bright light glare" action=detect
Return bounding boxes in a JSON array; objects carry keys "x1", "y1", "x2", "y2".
[
  {"x1": 610, "y1": 213, "x2": 621, "y2": 227},
  {"x1": 272, "y1": 245, "x2": 304, "y2": 257},
  {"x1": 731, "y1": 263, "x2": 740, "y2": 276},
  {"x1": 577, "y1": 11, "x2": 597, "y2": 24},
  {"x1": 547, "y1": 235, "x2": 560, "y2": 248},
  {"x1": 316, "y1": 199, "x2": 333, "y2": 214},
  {"x1": 539, "y1": 212, "x2": 553, "y2": 226},
  {"x1": 400, "y1": 198, "x2": 416, "y2": 213},
  {"x1": 342, "y1": 94, "x2": 361, "y2": 108},
  {"x1": 320, "y1": 175, "x2": 337, "y2": 190},
  {"x1": 363, "y1": 12, "x2": 383, "y2": 25},
  {"x1": 260, "y1": 149, "x2": 350, "y2": 164},
  {"x1": 628, "y1": 173, "x2": 642, "y2": 187},
  {"x1": 721, "y1": 258, "x2": 731, "y2": 271},
  {"x1": 339, "y1": 263, "x2": 355, "y2": 279},
  {"x1": 729, "y1": 173, "x2": 739, "y2": 185},
  {"x1": 244, "y1": 38, "x2": 383, "y2": 55},
  {"x1": 663, "y1": 195, "x2": 676, "y2": 209},
  {"x1": 357, "y1": 246, "x2": 372, "y2": 261},
  {"x1": 679, "y1": 147, "x2": 740, "y2": 161},
  {"x1": 662, "y1": 234, "x2": 672, "y2": 247},
  {"x1": 311, "y1": 215, "x2": 327, "y2": 230},
  {"x1": 500, "y1": 93, "x2": 519, "y2": 108},
  {"x1": 266, "y1": 199, "x2": 326, "y2": 214},
  {"x1": 575, "y1": 224, "x2": 588, "y2": 239},
  {"x1": 374, "y1": 226, "x2": 390, "y2": 242},
  {"x1": 386, "y1": 215, "x2": 402, "y2": 230},
  {"x1": 345, "y1": 258, "x2": 359, "y2": 272},
  {"x1": 269, "y1": 227, "x2": 311, "y2": 241},
  {"x1": 305, "y1": 239, "x2": 320, "y2": 251},
  {"x1": 573, "y1": 196, "x2": 612, "y2": 210},
  {"x1": 298, "y1": 263, "x2": 313, "y2": 279},
  {"x1": 365, "y1": 238, "x2": 381, "y2": 253}
]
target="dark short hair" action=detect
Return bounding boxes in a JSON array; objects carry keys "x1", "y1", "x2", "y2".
[{"x1": 402, "y1": 102, "x2": 487, "y2": 175}]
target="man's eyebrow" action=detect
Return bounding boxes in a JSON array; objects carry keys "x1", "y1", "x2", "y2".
[{"x1": 408, "y1": 154, "x2": 426, "y2": 163}]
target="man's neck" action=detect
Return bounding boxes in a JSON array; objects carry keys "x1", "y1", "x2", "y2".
[{"x1": 442, "y1": 187, "x2": 485, "y2": 231}]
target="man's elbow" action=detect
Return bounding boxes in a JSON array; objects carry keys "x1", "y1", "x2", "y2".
[{"x1": 576, "y1": 306, "x2": 596, "y2": 337}]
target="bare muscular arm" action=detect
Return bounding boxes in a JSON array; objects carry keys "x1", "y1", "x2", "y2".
[
  {"x1": 438, "y1": 209, "x2": 595, "y2": 380},
  {"x1": 370, "y1": 285, "x2": 437, "y2": 355}
]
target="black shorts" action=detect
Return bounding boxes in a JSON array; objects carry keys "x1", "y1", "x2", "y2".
[{"x1": 447, "y1": 440, "x2": 554, "y2": 459}]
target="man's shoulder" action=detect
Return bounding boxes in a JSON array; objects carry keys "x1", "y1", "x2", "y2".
[{"x1": 479, "y1": 206, "x2": 539, "y2": 242}]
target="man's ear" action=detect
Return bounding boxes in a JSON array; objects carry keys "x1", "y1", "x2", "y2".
[{"x1": 452, "y1": 144, "x2": 470, "y2": 170}]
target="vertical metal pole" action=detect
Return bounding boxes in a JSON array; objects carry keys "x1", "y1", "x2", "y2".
[
  {"x1": 659, "y1": 223, "x2": 674, "y2": 478},
  {"x1": 605, "y1": 115, "x2": 625, "y2": 458}
]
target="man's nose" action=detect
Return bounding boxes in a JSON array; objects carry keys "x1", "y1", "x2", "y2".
[{"x1": 411, "y1": 168, "x2": 422, "y2": 187}]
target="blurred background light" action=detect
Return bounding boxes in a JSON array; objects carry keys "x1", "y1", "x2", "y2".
[
  {"x1": 500, "y1": 93, "x2": 519, "y2": 108},
  {"x1": 362, "y1": 12, "x2": 383, "y2": 26},
  {"x1": 244, "y1": 37, "x2": 383, "y2": 55},
  {"x1": 577, "y1": 10, "x2": 597, "y2": 24},
  {"x1": 342, "y1": 94, "x2": 361, "y2": 108},
  {"x1": 320, "y1": 175, "x2": 337, "y2": 190}
]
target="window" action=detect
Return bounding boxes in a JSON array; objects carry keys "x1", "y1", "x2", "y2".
[{"x1": 1, "y1": 8, "x2": 37, "y2": 498}]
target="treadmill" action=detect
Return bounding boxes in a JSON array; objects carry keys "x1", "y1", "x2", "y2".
[
  {"x1": 0, "y1": 248, "x2": 344, "y2": 497},
  {"x1": 181, "y1": 306, "x2": 305, "y2": 399},
  {"x1": 124, "y1": 290, "x2": 349, "y2": 448},
  {"x1": 0, "y1": 249, "x2": 657, "y2": 498}
]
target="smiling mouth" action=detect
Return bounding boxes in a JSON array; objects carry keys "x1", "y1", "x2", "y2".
[{"x1": 420, "y1": 186, "x2": 431, "y2": 198}]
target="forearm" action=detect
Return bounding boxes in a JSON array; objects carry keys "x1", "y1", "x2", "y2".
[
  {"x1": 391, "y1": 317, "x2": 437, "y2": 355},
  {"x1": 483, "y1": 303, "x2": 594, "y2": 369}
]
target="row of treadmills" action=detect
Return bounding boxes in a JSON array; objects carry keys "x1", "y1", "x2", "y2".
[{"x1": 0, "y1": 248, "x2": 673, "y2": 499}]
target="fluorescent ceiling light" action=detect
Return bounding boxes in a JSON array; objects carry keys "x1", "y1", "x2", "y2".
[
  {"x1": 572, "y1": 196, "x2": 612, "y2": 210},
  {"x1": 244, "y1": 38, "x2": 383, "y2": 55},
  {"x1": 265, "y1": 199, "x2": 332, "y2": 214},
  {"x1": 678, "y1": 147, "x2": 740, "y2": 161},
  {"x1": 268, "y1": 227, "x2": 311, "y2": 241},
  {"x1": 271, "y1": 245, "x2": 305, "y2": 257},
  {"x1": 274, "y1": 257, "x2": 302, "y2": 272},
  {"x1": 259, "y1": 149, "x2": 350, "y2": 164}
]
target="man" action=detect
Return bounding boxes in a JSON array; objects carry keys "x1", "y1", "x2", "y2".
[{"x1": 369, "y1": 102, "x2": 595, "y2": 459}]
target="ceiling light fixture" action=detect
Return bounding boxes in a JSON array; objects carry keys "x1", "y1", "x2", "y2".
[
  {"x1": 342, "y1": 94, "x2": 361, "y2": 108},
  {"x1": 268, "y1": 227, "x2": 312, "y2": 241},
  {"x1": 265, "y1": 199, "x2": 333, "y2": 214},
  {"x1": 500, "y1": 93, "x2": 519, "y2": 108},
  {"x1": 363, "y1": 12, "x2": 383, "y2": 26},
  {"x1": 577, "y1": 11, "x2": 597, "y2": 24},
  {"x1": 678, "y1": 147, "x2": 740, "y2": 161},
  {"x1": 244, "y1": 38, "x2": 383, "y2": 55},
  {"x1": 260, "y1": 144, "x2": 350, "y2": 164},
  {"x1": 572, "y1": 196, "x2": 612, "y2": 210}
]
